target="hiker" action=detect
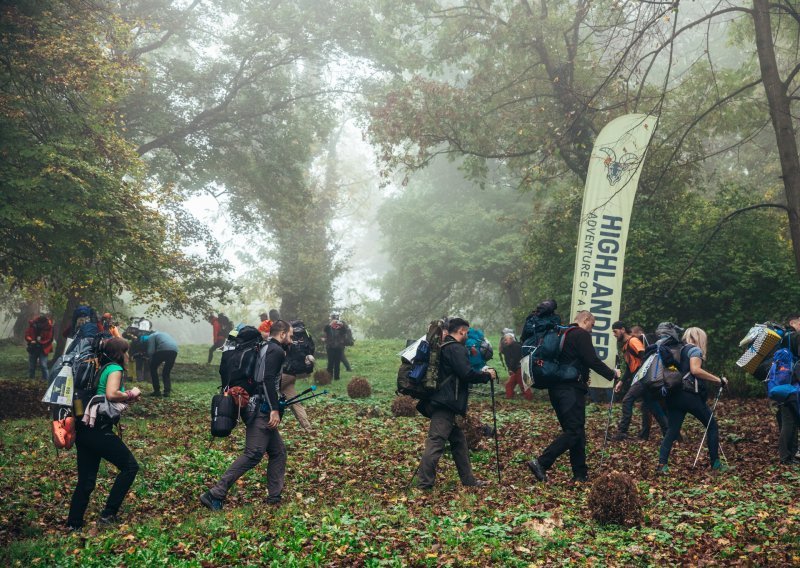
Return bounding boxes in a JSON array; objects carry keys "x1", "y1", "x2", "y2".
[
  {"x1": 140, "y1": 331, "x2": 178, "y2": 397},
  {"x1": 25, "y1": 314, "x2": 53, "y2": 381},
  {"x1": 611, "y1": 322, "x2": 668, "y2": 441},
  {"x1": 417, "y1": 317, "x2": 497, "y2": 490},
  {"x1": 657, "y1": 326, "x2": 728, "y2": 474},
  {"x1": 281, "y1": 320, "x2": 316, "y2": 431},
  {"x1": 502, "y1": 333, "x2": 531, "y2": 401},
  {"x1": 258, "y1": 309, "x2": 280, "y2": 340},
  {"x1": 527, "y1": 310, "x2": 620, "y2": 483},
  {"x1": 773, "y1": 314, "x2": 799, "y2": 465},
  {"x1": 66, "y1": 338, "x2": 141, "y2": 530},
  {"x1": 200, "y1": 320, "x2": 293, "y2": 510},
  {"x1": 207, "y1": 313, "x2": 230, "y2": 365},
  {"x1": 322, "y1": 314, "x2": 352, "y2": 381},
  {"x1": 99, "y1": 313, "x2": 122, "y2": 338}
]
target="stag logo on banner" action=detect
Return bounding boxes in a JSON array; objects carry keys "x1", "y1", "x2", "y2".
[{"x1": 599, "y1": 147, "x2": 639, "y2": 185}]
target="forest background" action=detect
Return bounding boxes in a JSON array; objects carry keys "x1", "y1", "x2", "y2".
[{"x1": 2, "y1": 0, "x2": 800, "y2": 372}]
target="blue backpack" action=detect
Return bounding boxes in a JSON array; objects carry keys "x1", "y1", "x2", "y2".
[
  {"x1": 465, "y1": 328, "x2": 493, "y2": 372},
  {"x1": 766, "y1": 348, "x2": 799, "y2": 402}
]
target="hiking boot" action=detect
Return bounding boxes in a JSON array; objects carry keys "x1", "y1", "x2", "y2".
[
  {"x1": 655, "y1": 463, "x2": 669, "y2": 476},
  {"x1": 98, "y1": 513, "x2": 118, "y2": 527},
  {"x1": 571, "y1": 474, "x2": 589, "y2": 483},
  {"x1": 162, "y1": 392, "x2": 171, "y2": 398},
  {"x1": 148, "y1": 391, "x2": 161, "y2": 397},
  {"x1": 637, "y1": 432, "x2": 650, "y2": 441},
  {"x1": 611, "y1": 432, "x2": 628, "y2": 442},
  {"x1": 464, "y1": 479, "x2": 490, "y2": 487},
  {"x1": 780, "y1": 458, "x2": 800, "y2": 465},
  {"x1": 200, "y1": 491, "x2": 224, "y2": 511},
  {"x1": 711, "y1": 459, "x2": 728, "y2": 472},
  {"x1": 526, "y1": 459, "x2": 547, "y2": 482},
  {"x1": 266, "y1": 495, "x2": 282, "y2": 506},
  {"x1": 67, "y1": 524, "x2": 83, "y2": 533}
]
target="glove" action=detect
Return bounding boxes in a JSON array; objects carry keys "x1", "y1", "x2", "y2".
[
  {"x1": 719, "y1": 377, "x2": 728, "y2": 390},
  {"x1": 305, "y1": 355, "x2": 315, "y2": 365}
]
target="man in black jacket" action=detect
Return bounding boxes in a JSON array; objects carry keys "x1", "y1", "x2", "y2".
[
  {"x1": 417, "y1": 317, "x2": 497, "y2": 490},
  {"x1": 200, "y1": 321, "x2": 292, "y2": 510},
  {"x1": 527, "y1": 310, "x2": 620, "y2": 483}
]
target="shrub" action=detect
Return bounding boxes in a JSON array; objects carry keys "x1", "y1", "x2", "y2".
[
  {"x1": 587, "y1": 471, "x2": 643, "y2": 527},
  {"x1": 391, "y1": 395, "x2": 418, "y2": 417},
  {"x1": 314, "y1": 369, "x2": 332, "y2": 386},
  {"x1": 455, "y1": 413, "x2": 490, "y2": 451},
  {"x1": 347, "y1": 376, "x2": 372, "y2": 398}
]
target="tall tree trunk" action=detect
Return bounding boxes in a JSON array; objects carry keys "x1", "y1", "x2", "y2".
[
  {"x1": 752, "y1": 0, "x2": 800, "y2": 276},
  {"x1": 11, "y1": 301, "x2": 39, "y2": 344},
  {"x1": 54, "y1": 294, "x2": 80, "y2": 359}
]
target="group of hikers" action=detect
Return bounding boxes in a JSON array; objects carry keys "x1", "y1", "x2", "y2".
[{"x1": 33, "y1": 300, "x2": 797, "y2": 530}]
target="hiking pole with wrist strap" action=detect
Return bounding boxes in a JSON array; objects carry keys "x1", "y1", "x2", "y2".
[
  {"x1": 693, "y1": 380, "x2": 725, "y2": 468},
  {"x1": 488, "y1": 368, "x2": 501, "y2": 482}
]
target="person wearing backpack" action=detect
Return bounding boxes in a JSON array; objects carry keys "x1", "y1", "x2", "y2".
[
  {"x1": 140, "y1": 331, "x2": 178, "y2": 397},
  {"x1": 66, "y1": 338, "x2": 141, "y2": 530},
  {"x1": 657, "y1": 327, "x2": 729, "y2": 474},
  {"x1": 25, "y1": 314, "x2": 54, "y2": 381},
  {"x1": 207, "y1": 312, "x2": 230, "y2": 365},
  {"x1": 322, "y1": 314, "x2": 351, "y2": 381},
  {"x1": 501, "y1": 333, "x2": 531, "y2": 401},
  {"x1": 417, "y1": 317, "x2": 497, "y2": 490},
  {"x1": 527, "y1": 310, "x2": 620, "y2": 484},
  {"x1": 200, "y1": 321, "x2": 292, "y2": 510},
  {"x1": 281, "y1": 320, "x2": 316, "y2": 431},
  {"x1": 611, "y1": 322, "x2": 668, "y2": 441}
]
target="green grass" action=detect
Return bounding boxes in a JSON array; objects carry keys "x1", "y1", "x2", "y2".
[{"x1": 0, "y1": 341, "x2": 798, "y2": 566}]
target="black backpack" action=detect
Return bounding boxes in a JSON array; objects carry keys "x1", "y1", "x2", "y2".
[
  {"x1": 525, "y1": 325, "x2": 580, "y2": 389},
  {"x1": 218, "y1": 314, "x2": 233, "y2": 337},
  {"x1": 284, "y1": 320, "x2": 316, "y2": 375},
  {"x1": 635, "y1": 340, "x2": 690, "y2": 394},
  {"x1": 218, "y1": 326, "x2": 261, "y2": 394}
]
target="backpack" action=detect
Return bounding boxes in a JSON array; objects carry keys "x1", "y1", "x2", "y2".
[
  {"x1": 525, "y1": 325, "x2": 581, "y2": 389},
  {"x1": 521, "y1": 313, "x2": 562, "y2": 354},
  {"x1": 736, "y1": 323, "x2": 785, "y2": 378},
  {"x1": 327, "y1": 321, "x2": 348, "y2": 348},
  {"x1": 284, "y1": 320, "x2": 316, "y2": 376},
  {"x1": 766, "y1": 348, "x2": 799, "y2": 402},
  {"x1": 634, "y1": 339, "x2": 689, "y2": 394},
  {"x1": 218, "y1": 326, "x2": 262, "y2": 394},
  {"x1": 218, "y1": 314, "x2": 233, "y2": 337},
  {"x1": 72, "y1": 333, "x2": 115, "y2": 406},
  {"x1": 210, "y1": 391, "x2": 239, "y2": 437},
  {"x1": 396, "y1": 319, "x2": 447, "y2": 399},
  {"x1": 465, "y1": 328, "x2": 493, "y2": 372}
]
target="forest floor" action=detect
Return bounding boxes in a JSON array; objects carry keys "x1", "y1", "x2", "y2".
[{"x1": 0, "y1": 340, "x2": 798, "y2": 566}]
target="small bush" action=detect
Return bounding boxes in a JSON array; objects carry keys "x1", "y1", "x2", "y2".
[
  {"x1": 587, "y1": 471, "x2": 643, "y2": 527},
  {"x1": 455, "y1": 413, "x2": 489, "y2": 451},
  {"x1": 314, "y1": 369, "x2": 332, "y2": 386},
  {"x1": 391, "y1": 395, "x2": 418, "y2": 417},
  {"x1": 347, "y1": 376, "x2": 372, "y2": 398}
]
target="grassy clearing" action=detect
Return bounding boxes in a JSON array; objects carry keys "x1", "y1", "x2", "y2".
[{"x1": 0, "y1": 341, "x2": 798, "y2": 566}]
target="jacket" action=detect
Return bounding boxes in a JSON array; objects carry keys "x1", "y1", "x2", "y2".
[
  {"x1": 145, "y1": 331, "x2": 179, "y2": 356},
  {"x1": 558, "y1": 324, "x2": 616, "y2": 388},
  {"x1": 426, "y1": 336, "x2": 491, "y2": 416},
  {"x1": 502, "y1": 340, "x2": 522, "y2": 373},
  {"x1": 25, "y1": 318, "x2": 54, "y2": 355}
]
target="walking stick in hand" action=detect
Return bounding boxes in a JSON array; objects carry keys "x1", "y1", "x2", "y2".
[
  {"x1": 488, "y1": 368, "x2": 501, "y2": 482},
  {"x1": 693, "y1": 379, "x2": 725, "y2": 468}
]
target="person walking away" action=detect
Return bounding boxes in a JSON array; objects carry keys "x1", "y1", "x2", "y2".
[
  {"x1": 66, "y1": 338, "x2": 141, "y2": 529},
  {"x1": 25, "y1": 314, "x2": 54, "y2": 381},
  {"x1": 527, "y1": 310, "x2": 620, "y2": 483},
  {"x1": 657, "y1": 326, "x2": 728, "y2": 474},
  {"x1": 200, "y1": 320, "x2": 292, "y2": 510},
  {"x1": 322, "y1": 314, "x2": 350, "y2": 381},
  {"x1": 417, "y1": 317, "x2": 497, "y2": 490},
  {"x1": 141, "y1": 331, "x2": 178, "y2": 397},
  {"x1": 611, "y1": 322, "x2": 668, "y2": 441},
  {"x1": 207, "y1": 313, "x2": 229, "y2": 365},
  {"x1": 502, "y1": 333, "x2": 531, "y2": 401},
  {"x1": 281, "y1": 321, "x2": 316, "y2": 431}
]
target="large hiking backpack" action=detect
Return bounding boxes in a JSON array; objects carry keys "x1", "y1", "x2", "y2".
[
  {"x1": 217, "y1": 314, "x2": 233, "y2": 337},
  {"x1": 219, "y1": 326, "x2": 262, "y2": 394},
  {"x1": 634, "y1": 339, "x2": 689, "y2": 394},
  {"x1": 327, "y1": 321, "x2": 349, "y2": 348},
  {"x1": 465, "y1": 328, "x2": 493, "y2": 372},
  {"x1": 284, "y1": 320, "x2": 316, "y2": 376},
  {"x1": 521, "y1": 313, "x2": 562, "y2": 355},
  {"x1": 736, "y1": 323, "x2": 786, "y2": 379},
  {"x1": 396, "y1": 319, "x2": 447, "y2": 399},
  {"x1": 766, "y1": 348, "x2": 799, "y2": 402},
  {"x1": 524, "y1": 325, "x2": 580, "y2": 389}
]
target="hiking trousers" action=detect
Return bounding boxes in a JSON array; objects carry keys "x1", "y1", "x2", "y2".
[
  {"x1": 326, "y1": 347, "x2": 344, "y2": 380},
  {"x1": 538, "y1": 385, "x2": 588, "y2": 478},
  {"x1": 67, "y1": 422, "x2": 139, "y2": 528},
  {"x1": 418, "y1": 407, "x2": 477, "y2": 488},
  {"x1": 778, "y1": 395, "x2": 799, "y2": 463},
  {"x1": 209, "y1": 411, "x2": 286, "y2": 500},
  {"x1": 659, "y1": 390, "x2": 719, "y2": 466},
  {"x1": 505, "y1": 369, "x2": 532, "y2": 400},
  {"x1": 28, "y1": 351, "x2": 49, "y2": 381},
  {"x1": 208, "y1": 339, "x2": 225, "y2": 364},
  {"x1": 150, "y1": 350, "x2": 176, "y2": 394},
  {"x1": 281, "y1": 373, "x2": 312, "y2": 430},
  {"x1": 617, "y1": 381, "x2": 668, "y2": 437}
]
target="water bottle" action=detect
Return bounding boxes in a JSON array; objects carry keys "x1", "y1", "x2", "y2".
[{"x1": 73, "y1": 396, "x2": 84, "y2": 418}]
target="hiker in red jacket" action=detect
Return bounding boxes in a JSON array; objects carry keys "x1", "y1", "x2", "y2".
[{"x1": 25, "y1": 314, "x2": 54, "y2": 381}]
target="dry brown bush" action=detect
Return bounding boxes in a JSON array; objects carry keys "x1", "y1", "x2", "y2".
[
  {"x1": 587, "y1": 471, "x2": 643, "y2": 527},
  {"x1": 347, "y1": 376, "x2": 372, "y2": 398},
  {"x1": 390, "y1": 395, "x2": 418, "y2": 417}
]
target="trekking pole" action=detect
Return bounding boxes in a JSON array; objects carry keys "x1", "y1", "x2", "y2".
[
  {"x1": 488, "y1": 368, "x2": 501, "y2": 483},
  {"x1": 692, "y1": 382, "x2": 724, "y2": 468},
  {"x1": 599, "y1": 376, "x2": 617, "y2": 468}
]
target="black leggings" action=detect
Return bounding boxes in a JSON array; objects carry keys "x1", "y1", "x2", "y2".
[
  {"x1": 67, "y1": 423, "x2": 139, "y2": 527},
  {"x1": 150, "y1": 350, "x2": 177, "y2": 394}
]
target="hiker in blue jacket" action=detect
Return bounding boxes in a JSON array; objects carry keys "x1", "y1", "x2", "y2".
[{"x1": 140, "y1": 331, "x2": 178, "y2": 397}]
